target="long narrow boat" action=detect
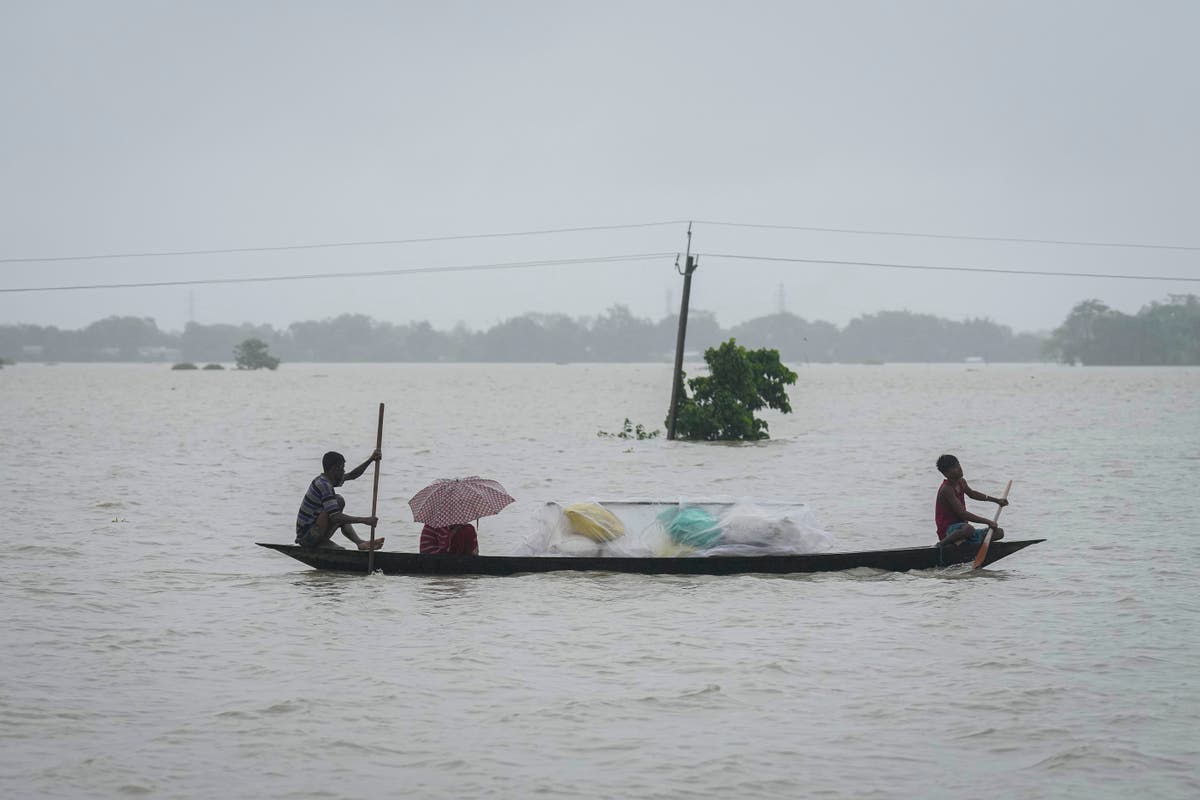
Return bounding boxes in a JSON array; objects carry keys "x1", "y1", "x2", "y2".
[{"x1": 257, "y1": 538, "x2": 1043, "y2": 576}]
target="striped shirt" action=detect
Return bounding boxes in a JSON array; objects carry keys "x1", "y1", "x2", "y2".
[{"x1": 296, "y1": 474, "x2": 340, "y2": 534}]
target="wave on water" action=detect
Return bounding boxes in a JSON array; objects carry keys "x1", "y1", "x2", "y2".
[
  {"x1": 215, "y1": 698, "x2": 308, "y2": 720},
  {"x1": 636, "y1": 683, "x2": 728, "y2": 707},
  {"x1": 1028, "y1": 743, "x2": 1197, "y2": 776}
]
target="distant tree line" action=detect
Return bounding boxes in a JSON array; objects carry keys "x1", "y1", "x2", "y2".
[
  {"x1": 6, "y1": 296, "x2": 1197, "y2": 365},
  {"x1": 0, "y1": 305, "x2": 1055, "y2": 364},
  {"x1": 1044, "y1": 295, "x2": 1200, "y2": 365}
]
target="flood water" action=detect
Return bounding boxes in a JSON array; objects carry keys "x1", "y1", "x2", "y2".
[{"x1": 2, "y1": 362, "x2": 1198, "y2": 799}]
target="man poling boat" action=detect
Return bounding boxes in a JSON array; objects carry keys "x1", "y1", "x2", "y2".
[{"x1": 294, "y1": 449, "x2": 384, "y2": 552}]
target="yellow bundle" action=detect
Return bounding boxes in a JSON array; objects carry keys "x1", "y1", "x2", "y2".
[{"x1": 562, "y1": 502, "x2": 626, "y2": 542}]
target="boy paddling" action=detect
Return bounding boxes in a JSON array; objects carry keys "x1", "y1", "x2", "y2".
[
  {"x1": 296, "y1": 450, "x2": 384, "y2": 550},
  {"x1": 935, "y1": 454, "x2": 1008, "y2": 547}
]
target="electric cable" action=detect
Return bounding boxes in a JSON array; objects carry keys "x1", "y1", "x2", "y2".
[
  {"x1": 0, "y1": 253, "x2": 675, "y2": 293},
  {"x1": 701, "y1": 252, "x2": 1199, "y2": 282}
]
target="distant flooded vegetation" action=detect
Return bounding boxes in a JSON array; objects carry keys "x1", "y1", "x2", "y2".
[
  {"x1": 3, "y1": 294, "x2": 1197, "y2": 365},
  {"x1": 172, "y1": 362, "x2": 225, "y2": 370}
]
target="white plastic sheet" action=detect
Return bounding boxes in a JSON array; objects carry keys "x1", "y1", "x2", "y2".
[{"x1": 517, "y1": 500, "x2": 835, "y2": 557}]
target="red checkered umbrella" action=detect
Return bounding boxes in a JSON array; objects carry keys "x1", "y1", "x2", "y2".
[{"x1": 408, "y1": 476, "x2": 515, "y2": 527}]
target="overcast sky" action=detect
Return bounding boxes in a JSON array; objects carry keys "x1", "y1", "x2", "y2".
[{"x1": 1, "y1": 1, "x2": 1197, "y2": 334}]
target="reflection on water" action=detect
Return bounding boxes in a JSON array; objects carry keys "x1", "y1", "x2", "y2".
[
  {"x1": 290, "y1": 571, "x2": 359, "y2": 602},
  {"x1": 413, "y1": 576, "x2": 480, "y2": 606}
]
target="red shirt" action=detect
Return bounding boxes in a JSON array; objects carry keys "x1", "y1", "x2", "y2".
[
  {"x1": 935, "y1": 479, "x2": 966, "y2": 540},
  {"x1": 420, "y1": 524, "x2": 479, "y2": 555}
]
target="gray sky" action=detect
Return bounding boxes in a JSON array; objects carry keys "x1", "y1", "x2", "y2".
[{"x1": 1, "y1": 0, "x2": 1197, "y2": 334}]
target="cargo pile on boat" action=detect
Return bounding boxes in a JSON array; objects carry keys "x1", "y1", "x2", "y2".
[{"x1": 519, "y1": 500, "x2": 836, "y2": 558}]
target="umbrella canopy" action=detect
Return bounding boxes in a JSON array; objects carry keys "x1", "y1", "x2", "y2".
[{"x1": 408, "y1": 476, "x2": 515, "y2": 528}]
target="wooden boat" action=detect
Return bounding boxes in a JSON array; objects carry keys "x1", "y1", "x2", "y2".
[{"x1": 257, "y1": 538, "x2": 1043, "y2": 576}]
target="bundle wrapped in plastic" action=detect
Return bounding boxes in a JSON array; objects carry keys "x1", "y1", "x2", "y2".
[
  {"x1": 518, "y1": 499, "x2": 835, "y2": 557},
  {"x1": 515, "y1": 502, "x2": 621, "y2": 557},
  {"x1": 563, "y1": 502, "x2": 626, "y2": 542},
  {"x1": 700, "y1": 503, "x2": 834, "y2": 556},
  {"x1": 658, "y1": 506, "x2": 722, "y2": 549}
]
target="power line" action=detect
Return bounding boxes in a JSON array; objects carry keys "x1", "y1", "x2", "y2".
[
  {"x1": 695, "y1": 220, "x2": 1200, "y2": 253},
  {"x1": 5, "y1": 248, "x2": 1191, "y2": 293},
  {"x1": 7, "y1": 217, "x2": 1198, "y2": 267},
  {"x1": 0, "y1": 253, "x2": 676, "y2": 294},
  {"x1": 702, "y1": 252, "x2": 1200, "y2": 282},
  {"x1": 0, "y1": 220, "x2": 688, "y2": 265}
]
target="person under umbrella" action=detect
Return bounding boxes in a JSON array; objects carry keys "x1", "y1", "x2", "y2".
[
  {"x1": 410, "y1": 477, "x2": 515, "y2": 555},
  {"x1": 419, "y1": 522, "x2": 479, "y2": 555}
]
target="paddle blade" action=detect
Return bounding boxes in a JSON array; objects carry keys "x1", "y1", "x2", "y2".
[{"x1": 972, "y1": 529, "x2": 994, "y2": 569}]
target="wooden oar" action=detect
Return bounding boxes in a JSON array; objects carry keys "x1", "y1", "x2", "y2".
[
  {"x1": 972, "y1": 479, "x2": 1012, "y2": 569},
  {"x1": 368, "y1": 403, "x2": 384, "y2": 574}
]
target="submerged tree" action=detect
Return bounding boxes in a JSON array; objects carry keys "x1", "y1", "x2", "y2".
[
  {"x1": 671, "y1": 338, "x2": 798, "y2": 441},
  {"x1": 1045, "y1": 295, "x2": 1200, "y2": 365},
  {"x1": 1044, "y1": 299, "x2": 1112, "y2": 365},
  {"x1": 233, "y1": 338, "x2": 280, "y2": 370}
]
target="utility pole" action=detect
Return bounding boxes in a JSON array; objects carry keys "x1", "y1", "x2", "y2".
[{"x1": 666, "y1": 222, "x2": 698, "y2": 441}]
